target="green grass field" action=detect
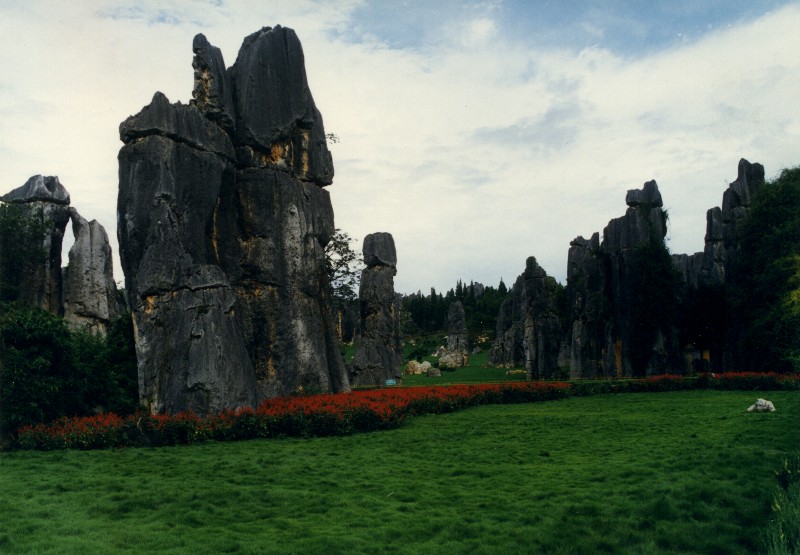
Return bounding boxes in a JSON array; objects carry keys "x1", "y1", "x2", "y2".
[
  {"x1": 401, "y1": 350, "x2": 530, "y2": 386},
  {"x1": 1, "y1": 390, "x2": 797, "y2": 554}
]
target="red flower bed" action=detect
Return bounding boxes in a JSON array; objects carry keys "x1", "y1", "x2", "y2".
[
  {"x1": 14, "y1": 374, "x2": 797, "y2": 450},
  {"x1": 14, "y1": 382, "x2": 572, "y2": 450},
  {"x1": 699, "y1": 371, "x2": 800, "y2": 390}
]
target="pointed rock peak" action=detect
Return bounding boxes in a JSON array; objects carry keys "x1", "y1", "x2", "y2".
[
  {"x1": 737, "y1": 158, "x2": 765, "y2": 185},
  {"x1": 192, "y1": 33, "x2": 235, "y2": 133},
  {"x1": 626, "y1": 179, "x2": 662, "y2": 208},
  {"x1": 230, "y1": 25, "x2": 334, "y2": 185},
  {"x1": 1, "y1": 175, "x2": 70, "y2": 205}
]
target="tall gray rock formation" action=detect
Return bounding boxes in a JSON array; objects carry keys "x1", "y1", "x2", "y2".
[
  {"x1": 489, "y1": 256, "x2": 562, "y2": 380},
  {"x1": 0, "y1": 175, "x2": 121, "y2": 335},
  {"x1": 565, "y1": 180, "x2": 683, "y2": 378},
  {"x1": 62, "y1": 209, "x2": 122, "y2": 334},
  {"x1": 446, "y1": 301, "x2": 468, "y2": 354},
  {"x1": 0, "y1": 175, "x2": 71, "y2": 314},
  {"x1": 351, "y1": 232, "x2": 402, "y2": 386},
  {"x1": 117, "y1": 26, "x2": 349, "y2": 414},
  {"x1": 565, "y1": 233, "x2": 607, "y2": 378},
  {"x1": 440, "y1": 301, "x2": 469, "y2": 368},
  {"x1": 670, "y1": 159, "x2": 765, "y2": 371}
]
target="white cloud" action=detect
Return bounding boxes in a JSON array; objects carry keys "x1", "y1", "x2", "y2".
[{"x1": 0, "y1": 1, "x2": 798, "y2": 295}]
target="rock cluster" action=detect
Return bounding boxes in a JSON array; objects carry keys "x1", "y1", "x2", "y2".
[
  {"x1": 670, "y1": 159, "x2": 765, "y2": 370},
  {"x1": 351, "y1": 232, "x2": 403, "y2": 386},
  {"x1": 405, "y1": 360, "x2": 432, "y2": 375},
  {"x1": 117, "y1": 27, "x2": 349, "y2": 415},
  {"x1": 489, "y1": 256, "x2": 562, "y2": 379},
  {"x1": 0, "y1": 175, "x2": 121, "y2": 333},
  {"x1": 440, "y1": 301, "x2": 469, "y2": 368},
  {"x1": 672, "y1": 159, "x2": 764, "y2": 290},
  {"x1": 565, "y1": 180, "x2": 683, "y2": 378}
]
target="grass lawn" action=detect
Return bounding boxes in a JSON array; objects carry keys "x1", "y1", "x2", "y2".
[
  {"x1": 402, "y1": 350, "x2": 530, "y2": 386},
  {"x1": 1, "y1": 390, "x2": 797, "y2": 554}
]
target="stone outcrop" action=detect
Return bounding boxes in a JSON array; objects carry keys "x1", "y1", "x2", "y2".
[
  {"x1": 405, "y1": 360, "x2": 432, "y2": 375},
  {"x1": 117, "y1": 26, "x2": 349, "y2": 414},
  {"x1": 564, "y1": 180, "x2": 684, "y2": 378},
  {"x1": 351, "y1": 232, "x2": 402, "y2": 386},
  {"x1": 564, "y1": 233, "x2": 607, "y2": 378},
  {"x1": 62, "y1": 209, "x2": 122, "y2": 334},
  {"x1": 1, "y1": 176, "x2": 120, "y2": 334},
  {"x1": 670, "y1": 159, "x2": 765, "y2": 371},
  {"x1": 489, "y1": 256, "x2": 562, "y2": 379},
  {"x1": 446, "y1": 301, "x2": 468, "y2": 354},
  {"x1": 0, "y1": 175, "x2": 71, "y2": 313},
  {"x1": 672, "y1": 159, "x2": 764, "y2": 291},
  {"x1": 440, "y1": 301, "x2": 469, "y2": 368}
]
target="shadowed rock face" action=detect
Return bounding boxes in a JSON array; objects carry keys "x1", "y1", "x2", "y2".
[
  {"x1": 351, "y1": 232, "x2": 402, "y2": 386},
  {"x1": 118, "y1": 26, "x2": 348, "y2": 414},
  {"x1": 1, "y1": 175, "x2": 71, "y2": 313},
  {"x1": 446, "y1": 301, "x2": 468, "y2": 354},
  {"x1": 489, "y1": 256, "x2": 561, "y2": 379},
  {"x1": 564, "y1": 180, "x2": 683, "y2": 378}
]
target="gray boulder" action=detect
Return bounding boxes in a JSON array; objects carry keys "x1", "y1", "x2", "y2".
[{"x1": 363, "y1": 232, "x2": 397, "y2": 267}]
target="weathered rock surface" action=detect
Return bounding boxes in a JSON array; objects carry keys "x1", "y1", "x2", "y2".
[
  {"x1": 446, "y1": 301, "x2": 468, "y2": 354},
  {"x1": 118, "y1": 27, "x2": 349, "y2": 414},
  {"x1": 564, "y1": 180, "x2": 683, "y2": 378},
  {"x1": 564, "y1": 233, "x2": 607, "y2": 379},
  {"x1": 1, "y1": 176, "x2": 120, "y2": 334},
  {"x1": 489, "y1": 256, "x2": 561, "y2": 379},
  {"x1": 405, "y1": 360, "x2": 432, "y2": 375},
  {"x1": 0, "y1": 175, "x2": 71, "y2": 314},
  {"x1": 191, "y1": 33, "x2": 236, "y2": 134},
  {"x1": 351, "y1": 232, "x2": 402, "y2": 386},
  {"x1": 62, "y1": 209, "x2": 122, "y2": 334},
  {"x1": 229, "y1": 26, "x2": 333, "y2": 185},
  {"x1": 669, "y1": 159, "x2": 765, "y2": 371},
  {"x1": 1, "y1": 174, "x2": 70, "y2": 205}
]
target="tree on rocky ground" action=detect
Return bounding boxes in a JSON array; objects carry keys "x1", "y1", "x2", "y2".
[{"x1": 325, "y1": 228, "x2": 364, "y2": 308}]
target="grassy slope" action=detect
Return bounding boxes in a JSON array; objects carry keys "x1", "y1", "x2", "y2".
[{"x1": 1, "y1": 390, "x2": 797, "y2": 554}]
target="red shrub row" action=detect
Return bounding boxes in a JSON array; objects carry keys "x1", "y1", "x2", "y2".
[
  {"x1": 14, "y1": 382, "x2": 572, "y2": 450},
  {"x1": 14, "y1": 373, "x2": 797, "y2": 450}
]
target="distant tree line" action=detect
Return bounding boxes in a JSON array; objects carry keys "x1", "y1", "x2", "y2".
[{"x1": 401, "y1": 279, "x2": 510, "y2": 340}]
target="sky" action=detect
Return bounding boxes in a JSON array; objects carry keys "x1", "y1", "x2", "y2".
[{"x1": 1, "y1": 0, "x2": 798, "y2": 295}]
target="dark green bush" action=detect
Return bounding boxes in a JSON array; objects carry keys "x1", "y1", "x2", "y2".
[{"x1": 0, "y1": 304, "x2": 139, "y2": 440}]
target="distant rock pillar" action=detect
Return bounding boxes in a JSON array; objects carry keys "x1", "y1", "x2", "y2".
[
  {"x1": 351, "y1": 232, "x2": 402, "y2": 386},
  {"x1": 62, "y1": 208, "x2": 122, "y2": 335},
  {"x1": 441, "y1": 301, "x2": 469, "y2": 368}
]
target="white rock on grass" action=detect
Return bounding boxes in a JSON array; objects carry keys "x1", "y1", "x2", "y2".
[{"x1": 747, "y1": 398, "x2": 776, "y2": 412}]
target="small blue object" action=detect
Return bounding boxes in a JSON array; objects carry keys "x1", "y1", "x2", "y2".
[{"x1": 385, "y1": 379, "x2": 397, "y2": 386}]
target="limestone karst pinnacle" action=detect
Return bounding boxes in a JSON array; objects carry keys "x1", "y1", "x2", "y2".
[{"x1": 117, "y1": 26, "x2": 348, "y2": 415}]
